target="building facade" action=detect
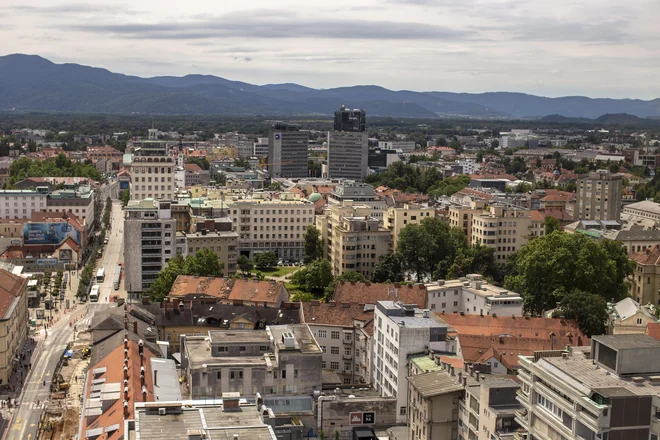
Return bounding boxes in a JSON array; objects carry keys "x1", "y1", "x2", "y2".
[
  {"x1": 630, "y1": 245, "x2": 660, "y2": 306},
  {"x1": 45, "y1": 185, "x2": 95, "y2": 229},
  {"x1": 329, "y1": 215, "x2": 391, "y2": 278},
  {"x1": 124, "y1": 199, "x2": 177, "y2": 295},
  {"x1": 327, "y1": 131, "x2": 369, "y2": 180},
  {"x1": 0, "y1": 270, "x2": 28, "y2": 384},
  {"x1": 575, "y1": 170, "x2": 623, "y2": 221},
  {"x1": 0, "y1": 190, "x2": 47, "y2": 220},
  {"x1": 268, "y1": 124, "x2": 309, "y2": 178},
  {"x1": 471, "y1": 205, "x2": 533, "y2": 264},
  {"x1": 384, "y1": 204, "x2": 435, "y2": 251},
  {"x1": 129, "y1": 140, "x2": 176, "y2": 201}
]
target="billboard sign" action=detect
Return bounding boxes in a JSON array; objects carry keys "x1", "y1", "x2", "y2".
[
  {"x1": 24, "y1": 223, "x2": 81, "y2": 245},
  {"x1": 36, "y1": 258, "x2": 58, "y2": 266},
  {"x1": 349, "y1": 412, "x2": 362, "y2": 425},
  {"x1": 59, "y1": 249, "x2": 73, "y2": 261},
  {"x1": 349, "y1": 412, "x2": 375, "y2": 425}
]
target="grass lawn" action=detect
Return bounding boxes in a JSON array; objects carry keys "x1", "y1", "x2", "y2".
[{"x1": 259, "y1": 266, "x2": 299, "y2": 278}]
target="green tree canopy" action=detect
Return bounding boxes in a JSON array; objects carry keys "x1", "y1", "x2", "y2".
[
  {"x1": 446, "y1": 246, "x2": 500, "y2": 281},
  {"x1": 303, "y1": 225, "x2": 323, "y2": 264},
  {"x1": 254, "y1": 251, "x2": 278, "y2": 269},
  {"x1": 504, "y1": 231, "x2": 634, "y2": 316},
  {"x1": 290, "y1": 259, "x2": 333, "y2": 294},
  {"x1": 544, "y1": 216, "x2": 560, "y2": 235},
  {"x1": 237, "y1": 255, "x2": 253, "y2": 276},
  {"x1": 8, "y1": 154, "x2": 101, "y2": 186},
  {"x1": 559, "y1": 290, "x2": 608, "y2": 337},
  {"x1": 149, "y1": 250, "x2": 224, "y2": 301},
  {"x1": 372, "y1": 253, "x2": 405, "y2": 283}
]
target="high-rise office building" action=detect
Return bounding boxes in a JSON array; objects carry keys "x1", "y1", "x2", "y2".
[
  {"x1": 129, "y1": 138, "x2": 175, "y2": 201},
  {"x1": 575, "y1": 170, "x2": 622, "y2": 221},
  {"x1": 327, "y1": 106, "x2": 368, "y2": 180},
  {"x1": 267, "y1": 123, "x2": 309, "y2": 178}
]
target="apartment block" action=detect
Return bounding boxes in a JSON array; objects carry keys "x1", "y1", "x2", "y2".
[
  {"x1": 447, "y1": 201, "x2": 487, "y2": 243},
  {"x1": 316, "y1": 201, "x2": 373, "y2": 259},
  {"x1": 254, "y1": 137, "x2": 269, "y2": 158},
  {"x1": 0, "y1": 270, "x2": 28, "y2": 384},
  {"x1": 516, "y1": 335, "x2": 660, "y2": 440},
  {"x1": 219, "y1": 193, "x2": 315, "y2": 261},
  {"x1": 181, "y1": 324, "x2": 322, "y2": 398},
  {"x1": 124, "y1": 199, "x2": 176, "y2": 295},
  {"x1": 328, "y1": 214, "x2": 391, "y2": 278},
  {"x1": 328, "y1": 181, "x2": 387, "y2": 221},
  {"x1": 45, "y1": 185, "x2": 95, "y2": 230},
  {"x1": 129, "y1": 140, "x2": 176, "y2": 201},
  {"x1": 268, "y1": 123, "x2": 309, "y2": 178},
  {"x1": 426, "y1": 274, "x2": 524, "y2": 317},
  {"x1": 471, "y1": 205, "x2": 535, "y2": 264},
  {"x1": 0, "y1": 190, "x2": 47, "y2": 220},
  {"x1": 301, "y1": 301, "x2": 374, "y2": 385},
  {"x1": 372, "y1": 301, "x2": 453, "y2": 424},
  {"x1": 327, "y1": 131, "x2": 369, "y2": 180},
  {"x1": 575, "y1": 170, "x2": 623, "y2": 221},
  {"x1": 384, "y1": 204, "x2": 435, "y2": 250}
]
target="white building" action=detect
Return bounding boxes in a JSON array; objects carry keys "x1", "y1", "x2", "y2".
[
  {"x1": 254, "y1": 137, "x2": 269, "y2": 158},
  {"x1": 425, "y1": 274, "x2": 524, "y2": 317},
  {"x1": 0, "y1": 190, "x2": 47, "y2": 220},
  {"x1": 372, "y1": 301, "x2": 455, "y2": 424},
  {"x1": 378, "y1": 141, "x2": 417, "y2": 153},
  {"x1": 454, "y1": 159, "x2": 482, "y2": 175},
  {"x1": 129, "y1": 140, "x2": 176, "y2": 201}
]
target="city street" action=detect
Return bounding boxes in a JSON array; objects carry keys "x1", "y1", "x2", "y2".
[{"x1": 2, "y1": 188, "x2": 125, "y2": 440}]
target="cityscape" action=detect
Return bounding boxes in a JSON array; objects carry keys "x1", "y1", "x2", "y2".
[{"x1": 1, "y1": 2, "x2": 660, "y2": 439}]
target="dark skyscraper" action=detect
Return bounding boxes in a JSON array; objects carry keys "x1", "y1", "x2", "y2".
[
  {"x1": 334, "y1": 105, "x2": 366, "y2": 132},
  {"x1": 268, "y1": 123, "x2": 309, "y2": 178}
]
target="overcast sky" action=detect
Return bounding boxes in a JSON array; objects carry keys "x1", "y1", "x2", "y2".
[{"x1": 2, "y1": 0, "x2": 659, "y2": 99}]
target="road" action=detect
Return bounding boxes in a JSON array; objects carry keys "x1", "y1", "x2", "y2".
[
  {"x1": 99, "y1": 181, "x2": 119, "y2": 201},
  {"x1": 3, "y1": 191, "x2": 125, "y2": 440}
]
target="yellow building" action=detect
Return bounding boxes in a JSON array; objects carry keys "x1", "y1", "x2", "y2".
[
  {"x1": 471, "y1": 205, "x2": 532, "y2": 264},
  {"x1": 316, "y1": 201, "x2": 372, "y2": 258},
  {"x1": 329, "y1": 215, "x2": 391, "y2": 278},
  {"x1": 383, "y1": 204, "x2": 435, "y2": 250},
  {"x1": 447, "y1": 200, "x2": 486, "y2": 243},
  {"x1": 0, "y1": 270, "x2": 28, "y2": 384},
  {"x1": 630, "y1": 245, "x2": 660, "y2": 306}
]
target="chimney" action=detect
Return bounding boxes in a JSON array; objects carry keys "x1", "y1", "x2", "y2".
[
  {"x1": 475, "y1": 372, "x2": 480, "y2": 382},
  {"x1": 154, "y1": 370, "x2": 158, "y2": 387},
  {"x1": 124, "y1": 337, "x2": 128, "y2": 349},
  {"x1": 458, "y1": 372, "x2": 462, "y2": 382},
  {"x1": 462, "y1": 377, "x2": 467, "y2": 386}
]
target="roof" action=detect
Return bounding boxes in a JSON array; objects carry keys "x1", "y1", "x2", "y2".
[
  {"x1": 81, "y1": 341, "x2": 157, "y2": 440},
  {"x1": 625, "y1": 200, "x2": 660, "y2": 215},
  {"x1": 301, "y1": 302, "x2": 374, "y2": 327},
  {"x1": 169, "y1": 275, "x2": 232, "y2": 300},
  {"x1": 611, "y1": 297, "x2": 646, "y2": 321},
  {"x1": 407, "y1": 370, "x2": 465, "y2": 397},
  {"x1": 228, "y1": 279, "x2": 287, "y2": 306},
  {"x1": 0, "y1": 269, "x2": 27, "y2": 319},
  {"x1": 333, "y1": 281, "x2": 426, "y2": 308},
  {"x1": 438, "y1": 314, "x2": 586, "y2": 340},
  {"x1": 58, "y1": 236, "x2": 82, "y2": 253},
  {"x1": 184, "y1": 163, "x2": 203, "y2": 172},
  {"x1": 592, "y1": 334, "x2": 660, "y2": 350},
  {"x1": 630, "y1": 245, "x2": 660, "y2": 265},
  {"x1": 647, "y1": 323, "x2": 660, "y2": 340},
  {"x1": 29, "y1": 211, "x2": 85, "y2": 232},
  {"x1": 529, "y1": 210, "x2": 545, "y2": 222}
]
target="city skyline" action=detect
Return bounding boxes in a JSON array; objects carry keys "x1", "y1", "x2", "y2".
[{"x1": 1, "y1": 0, "x2": 659, "y2": 99}]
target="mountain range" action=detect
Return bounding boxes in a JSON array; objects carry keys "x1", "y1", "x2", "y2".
[{"x1": 1, "y1": 54, "x2": 660, "y2": 120}]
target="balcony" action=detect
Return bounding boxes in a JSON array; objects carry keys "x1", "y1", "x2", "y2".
[
  {"x1": 343, "y1": 354, "x2": 353, "y2": 361},
  {"x1": 343, "y1": 339, "x2": 353, "y2": 345}
]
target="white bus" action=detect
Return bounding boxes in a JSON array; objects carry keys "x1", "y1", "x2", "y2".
[
  {"x1": 96, "y1": 267, "x2": 105, "y2": 283},
  {"x1": 89, "y1": 284, "x2": 100, "y2": 302}
]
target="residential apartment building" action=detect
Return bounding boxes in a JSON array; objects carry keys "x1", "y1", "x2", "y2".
[
  {"x1": 0, "y1": 270, "x2": 28, "y2": 384},
  {"x1": 328, "y1": 181, "x2": 387, "y2": 221},
  {"x1": 220, "y1": 192, "x2": 315, "y2": 261},
  {"x1": 0, "y1": 190, "x2": 47, "y2": 220},
  {"x1": 384, "y1": 204, "x2": 435, "y2": 250},
  {"x1": 129, "y1": 140, "x2": 176, "y2": 201},
  {"x1": 471, "y1": 205, "x2": 535, "y2": 264},
  {"x1": 301, "y1": 301, "x2": 374, "y2": 385},
  {"x1": 329, "y1": 214, "x2": 391, "y2": 278},
  {"x1": 372, "y1": 301, "x2": 453, "y2": 424},
  {"x1": 45, "y1": 185, "x2": 95, "y2": 230},
  {"x1": 426, "y1": 274, "x2": 524, "y2": 317},
  {"x1": 181, "y1": 324, "x2": 322, "y2": 398},
  {"x1": 268, "y1": 123, "x2": 309, "y2": 178},
  {"x1": 630, "y1": 244, "x2": 660, "y2": 306},
  {"x1": 516, "y1": 335, "x2": 660, "y2": 440},
  {"x1": 179, "y1": 230, "x2": 238, "y2": 275},
  {"x1": 575, "y1": 170, "x2": 623, "y2": 221},
  {"x1": 254, "y1": 137, "x2": 269, "y2": 158},
  {"x1": 124, "y1": 199, "x2": 176, "y2": 295},
  {"x1": 316, "y1": 201, "x2": 373, "y2": 259},
  {"x1": 447, "y1": 201, "x2": 487, "y2": 243}
]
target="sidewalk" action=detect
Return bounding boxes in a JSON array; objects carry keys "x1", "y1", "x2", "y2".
[{"x1": 0, "y1": 336, "x2": 40, "y2": 413}]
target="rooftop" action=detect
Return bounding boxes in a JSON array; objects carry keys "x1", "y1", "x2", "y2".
[
  {"x1": 208, "y1": 329, "x2": 270, "y2": 345},
  {"x1": 333, "y1": 281, "x2": 426, "y2": 308},
  {"x1": 592, "y1": 334, "x2": 660, "y2": 350},
  {"x1": 407, "y1": 370, "x2": 465, "y2": 397},
  {"x1": 437, "y1": 313, "x2": 584, "y2": 340},
  {"x1": 0, "y1": 269, "x2": 27, "y2": 319},
  {"x1": 301, "y1": 301, "x2": 374, "y2": 328},
  {"x1": 624, "y1": 200, "x2": 660, "y2": 215}
]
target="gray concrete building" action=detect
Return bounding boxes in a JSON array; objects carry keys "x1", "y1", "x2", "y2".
[
  {"x1": 575, "y1": 170, "x2": 623, "y2": 221},
  {"x1": 327, "y1": 131, "x2": 369, "y2": 180},
  {"x1": 123, "y1": 199, "x2": 176, "y2": 296},
  {"x1": 268, "y1": 124, "x2": 309, "y2": 179},
  {"x1": 181, "y1": 324, "x2": 323, "y2": 399}
]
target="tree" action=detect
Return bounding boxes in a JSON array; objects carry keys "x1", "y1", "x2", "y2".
[
  {"x1": 234, "y1": 157, "x2": 250, "y2": 168},
  {"x1": 254, "y1": 251, "x2": 278, "y2": 269},
  {"x1": 237, "y1": 255, "x2": 253, "y2": 276},
  {"x1": 290, "y1": 259, "x2": 333, "y2": 294},
  {"x1": 504, "y1": 232, "x2": 634, "y2": 315},
  {"x1": 544, "y1": 216, "x2": 560, "y2": 235},
  {"x1": 397, "y1": 223, "x2": 434, "y2": 282},
  {"x1": 303, "y1": 225, "x2": 323, "y2": 264},
  {"x1": 560, "y1": 290, "x2": 608, "y2": 337},
  {"x1": 120, "y1": 189, "x2": 130, "y2": 207},
  {"x1": 149, "y1": 250, "x2": 224, "y2": 301},
  {"x1": 446, "y1": 246, "x2": 500, "y2": 281},
  {"x1": 149, "y1": 255, "x2": 186, "y2": 301},
  {"x1": 372, "y1": 253, "x2": 405, "y2": 283}
]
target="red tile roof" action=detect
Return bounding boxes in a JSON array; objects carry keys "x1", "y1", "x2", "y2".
[
  {"x1": 228, "y1": 279, "x2": 287, "y2": 306},
  {"x1": 630, "y1": 245, "x2": 660, "y2": 265},
  {"x1": 0, "y1": 269, "x2": 27, "y2": 319},
  {"x1": 438, "y1": 313, "x2": 586, "y2": 340},
  {"x1": 647, "y1": 323, "x2": 660, "y2": 340},
  {"x1": 530, "y1": 210, "x2": 545, "y2": 222},
  {"x1": 184, "y1": 163, "x2": 203, "y2": 172},
  {"x1": 169, "y1": 275, "x2": 232, "y2": 300},
  {"x1": 301, "y1": 301, "x2": 374, "y2": 327},
  {"x1": 333, "y1": 281, "x2": 427, "y2": 308}
]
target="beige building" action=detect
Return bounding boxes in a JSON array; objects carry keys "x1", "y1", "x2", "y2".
[
  {"x1": 630, "y1": 244, "x2": 660, "y2": 306},
  {"x1": 447, "y1": 201, "x2": 486, "y2": 243},
  {"x1": 180, "y1": 231, "x2": 238, "y2": 275},
  {"x1": 470, "y1": 205, "x2": 534, "y2": 264},
  {"x1": 0, "y1": 270, "x2": 28, "y2": 384},
  {"x1": 384, "y1": 204, "x2": 435, "y2": 250},
  {"x1": 316, "y1": 201, "x2": 372, "y2": 259},
  {"x1": 575, "y1": 170, "x2": 622, "y2": 221},
  {"x1": 458, "y1": 376, "x2": 520, "y2": 440},
  {"x1": 129, "y1": 140, "x2": 176, "y2": 201},
  {"x1": 329, "y1": 215, "x2": 391, "y2": 278},
  {"x1": 606, "y1": 297, "x2": 658, "y2": 335}
]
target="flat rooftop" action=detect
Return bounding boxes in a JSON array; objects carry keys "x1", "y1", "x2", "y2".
[
  {"x1": 269, "y1": 324, "x2": 322, "y2": 354},
  {"x1": 208, "y1": 329, "x2": 270, "y2": 345},
  {"x1": 184, "y1": 337, "x2": 267, "y2": 369},
  {"x1": 592, "y1": 334, "x2": 660, "y2": 350}
]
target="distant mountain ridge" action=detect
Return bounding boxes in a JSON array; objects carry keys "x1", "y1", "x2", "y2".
[{"x1": 1, "y1": 54, "x2": 660, "y2": 119}]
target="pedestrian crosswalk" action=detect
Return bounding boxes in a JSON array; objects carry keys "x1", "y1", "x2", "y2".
[{"x1": 18, "y1": 401, "x2": 45, "y2": 410}]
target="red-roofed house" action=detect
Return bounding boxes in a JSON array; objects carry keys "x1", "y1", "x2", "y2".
[
  {"x1": 176, "y1": 162, "x2": 210, "y2": 187},
  {"x1": 333, "y1": 281, "x2": 427, "y2": 308}
]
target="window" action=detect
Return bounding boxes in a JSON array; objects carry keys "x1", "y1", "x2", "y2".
[
  {"x1": 400, "y1": 407, "x2": 407, "y2": 416},
  {"x1": 321, "y1": 346, "x2": 327, "y2": 353},
  {"x1": 637, "y1": 318, "x2": 643, "y2": 325},
  {"x1": 331, "y1": 331, "x2": 340, "y2": 339},
  {"x1": 318, "y1": 330, "x2": 327, "y2": 338},
  {"x1": 239, "y1": 346, "x2": 246, "y2": 352},
  {"x1": 330, "y1": 361, "x2": 339, "y2": 370},
  {"x1": 321, "y1": 361, "x2": 326, "y2": 368},
  {"x1": 345, "y1": 347, "x2": 352, "y2": 356},
  {"x1": 331, "y1": 346, "x2": 339, "y2": 355},
  {"x1": 281, "y1": 370, "x2": 286, "y2": 379}
]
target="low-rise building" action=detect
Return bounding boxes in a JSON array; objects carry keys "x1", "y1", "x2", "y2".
[
  {"x1": 630, "y1": 245, "x2": 660, "y2": 306},
  {"x1": 426, "y1": 274, "x2": 524, "y2": 317},
  {"x1": 333, "y1": 281, "x2": 427, "y2": 308},
  {"x1": 175, "y1": 163, "x2": 211, "y2": 188},
  {"x1": 45, "y1": 185, "x2": 95, "y2": 230},
  {"x1": 168, "y1": 275, "x2": 289, "y2": 308},
  {"x1": 607, "y1": 297, "x2": 658, "y2": 335},
  {"x1": 181, "y1": 324, "x2": 323, "y2": 398}
]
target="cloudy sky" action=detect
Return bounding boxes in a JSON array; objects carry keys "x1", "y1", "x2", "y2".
[{"x1": 1, "y1": 0, "x2": 659, "y2": 99}]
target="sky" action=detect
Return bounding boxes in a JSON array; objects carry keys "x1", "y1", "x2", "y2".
[{"x1": 2, "y1": 0, "x2": 659, "y2": 99}]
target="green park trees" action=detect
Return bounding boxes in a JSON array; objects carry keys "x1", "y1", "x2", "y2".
[{"x1": 303, "y1": 225, "x2": 323, "y2": 264}]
